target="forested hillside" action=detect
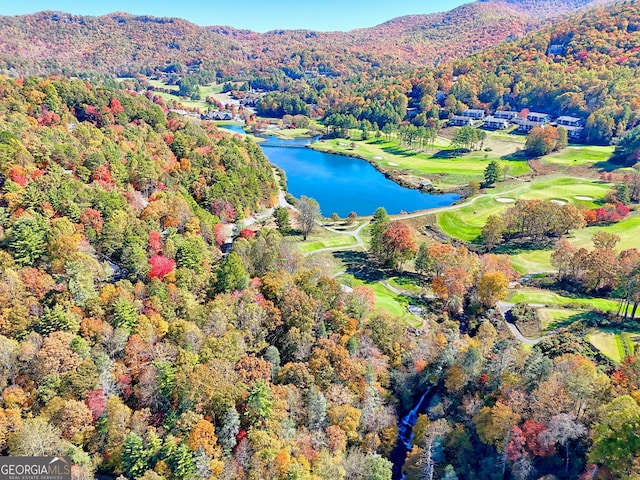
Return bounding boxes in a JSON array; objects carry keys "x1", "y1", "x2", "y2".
[
  {"x1": 414, "y1": 1, "x2": 640, "y2": 143},
  {"x1": 0, "y1": 0, "x2": 614, "y2": 78},
  {"x1": 0, "y1": 77, "x2": 639, "y2": 480}
]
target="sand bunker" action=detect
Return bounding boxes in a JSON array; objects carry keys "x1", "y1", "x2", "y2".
[
  {"x1": 550, "y1": 199, "x2": 567, "y2": 205},
  {"x1": 575, "y1": 196, "x2": 594, "y2": 201},
  {"x1": 373, "y1": 155, "x2": 383, "y2": 160},
  {"x1": 388, "y1": 161, "x2": 398, "y2": 166},
  {"x1": 496, "y1": 197, "x2": 516, "y2": 203}
]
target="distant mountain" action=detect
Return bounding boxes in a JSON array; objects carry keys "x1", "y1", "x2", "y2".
[
  {"x1": 482, "y1": 0, "x2": 615, "y2": 17},
  {"x1": 0, "y1": 0, "x2": 616, "y2": 77}
]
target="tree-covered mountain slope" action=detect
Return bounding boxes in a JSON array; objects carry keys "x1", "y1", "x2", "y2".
[{"x1": 0, "y1": 0, "x2": 616, "y2": 77}]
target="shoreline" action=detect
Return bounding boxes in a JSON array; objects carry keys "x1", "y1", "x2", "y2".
[{"x1": 307, "y1": 140, "x2": 466, "y2": 197}]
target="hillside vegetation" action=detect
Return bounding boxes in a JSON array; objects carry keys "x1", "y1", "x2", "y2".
[{"x1": 0, "y1": 0, "x2": 615, "y2": 77}]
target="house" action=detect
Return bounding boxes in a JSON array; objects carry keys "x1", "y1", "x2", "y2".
[
  {"x1": 563, "y1": 125, "x2": 585, "y2": 139},
  {"x1": 527, "y1": 112, "x2": 551, "y2": 123},
  {"x1": 493, "y1": 110, "x2": 519, "y2": 120},
  {"x1": 517, "y1": 120, "x2": 540, "y2": 132},
  {"x1": 482, "y1": 116, "x2": 509, "y2": 130},
  {"x1": 548, "y1": 44, "x2": 565, "y2": 56},
  {"x1": 556, "y1": 116, "x2": 584, "y2": 127},
  {"x1": 449, "y1": 115, "x2": 475, "y2": 127},
  {"x1": 201, "y1": 111, "x2": 232, "y2": 121},
  {"x1": 463, "y1": 109, "x2": 485, "y2": 120}
]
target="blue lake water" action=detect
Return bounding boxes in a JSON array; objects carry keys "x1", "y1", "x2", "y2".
[{"x1": 221, "y1": 125, "x2": 459, "y2": 217}]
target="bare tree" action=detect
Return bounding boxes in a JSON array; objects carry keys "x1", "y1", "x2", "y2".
[
  {"x1": 298, "y1": 196, "x2": 320, "y2": 241},
  {"x1": 540, "y1": 413, "x2": 587, "y2": 474}
]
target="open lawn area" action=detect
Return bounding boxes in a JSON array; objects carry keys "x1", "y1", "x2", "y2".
[
  {"x1": 311, "y1": 133, "x2": 530, "y2": 189},
  {"x1": 509, "y1": 249, "x2": 553, "y2": 274},
  {"x1": 147, "y1": 79, "x2": 224, "y2": 110},
  {"x1": 543, "y1": 145, "x2": 615, "y2": 166},
  {"x1": 508, "y1": 287, "x2": 622, "y2": 313},
  {"x1": 266, "y1": 128, "x2": 315, "y2": 139},
  {"x1": 294, "y1": 228, "x2": 358, "y2": 254},
  {"x1": 437, "y1": 176, "x2": 611, "y2": 242},
  {"x1": 537, "y1": 308, "x2": 603, "y2": 330},
  {"x1": 337, "y1": 273, "x2": 423, "y2": 327},
  {"x1": 568, "y1": 213, "x2": 640, "y2": 252},
  {"x1": 587, "y1": 329, "x2": 638, "y2": 363}
]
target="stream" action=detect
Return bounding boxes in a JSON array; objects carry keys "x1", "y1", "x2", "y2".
[{"x1": 390, "y1": 385, "x2": 436, "y2": 479}]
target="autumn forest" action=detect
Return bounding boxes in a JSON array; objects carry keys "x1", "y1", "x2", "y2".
[{"x1": 0, "y1": 1, "x2": 640, "y2": 480}]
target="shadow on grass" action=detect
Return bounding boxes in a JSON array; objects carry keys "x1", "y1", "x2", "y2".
[
  {"x1": 501, "y1": 150, "x2": 529, "y2": 161},
  {"x1": 593, "y1": 160, "x2": 625, "y2": 172},
  {"x1": 492, "y1": 239, "x2": 554, "y2": 255},
  {"x1": 430, "y1": 148, "x2": 470, "y2": 159},
  {"x1": 547, "y1": 311, "x2": 604, "y2": 330},
  {"x1": 333, "y1": 250, "x2": 417, "y2": 284},
  {"x1": 381, "y1": 145, "x2": 418, "y2": 158}
]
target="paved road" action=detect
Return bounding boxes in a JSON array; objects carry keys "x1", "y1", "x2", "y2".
[
  {"x1": 305, "y1": 221, "x2": 368, "y2": 257},
  {"x1": 496, "y1": 301, "x2": 558, "y2": 345}
]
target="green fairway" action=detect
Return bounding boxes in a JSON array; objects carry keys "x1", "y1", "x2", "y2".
[
  {"x1": 508, "y1": 287, "x2": 622, "y2": 313},
  {"x1": 266, "y1": 128, "x2": 314, "y2": 139},
  {"x1": 337, "y1": 274, "x2": 423, "y2": 327},
  {"x1": 311, "y1": 134, "x2": 530, "y2": 189},
  {"x1": 510, "y1": 250, "x2": 553, "y2": 274},
  {"x1": 296, "y1": 229, "x2": 358, "y2": 254},
  {"x1": 436, "y1": 177, "x2": 611, "y2": 242},
  {"x1": 437, "y1": 196, "x2": 505, "y2": 241},
  {"x1": 147, "y1": 79, "x2": 224, "y2": 110},
  {"x1": 587, "y1": 330, "x2": 625, "y2": 363},
  {"x1": 568, "y1": 214, "x2": 640, "y2": 252},
  {"x1": 543, "y1": 145, "x2": 614, "y2": 166}
]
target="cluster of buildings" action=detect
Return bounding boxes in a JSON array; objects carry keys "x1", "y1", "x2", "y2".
[{"x1": 448, "y1": 109, "x2": 585, "y2": 139}]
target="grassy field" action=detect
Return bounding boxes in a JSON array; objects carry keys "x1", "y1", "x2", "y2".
[
  {"x1": 543, "y1": 145, "x2": 614, "y2": 166},
  {"x1": 587, "y1": 330, "x2": 625, "y2": 362},
  {"x1": 508, "y1": 287, "x2": 622, "y2": 313},
  {"x1": 266, "y1": 128, "x2": 315, "y2": 139},
  {"x1": 147, "y1": 79, "x2": 224, "y2": 110},
  {"x1": 337, "y1": 274, "x2": 422, "y2": 327},
  {"x1": 510, "y1": 250, "x2": 553, "y2": 274},
  {"x1": 568, "y1": 213, "x2": 640, "y2": 251},
  {"x1": 436, "y1": 176, "x2": 611, "y2": 242},
  {"x1": 311, "y1": 133, "x2": 530, "y2": 189},
  {"x1": 294, "y1": 228, "x2": 358, "y2": 254},
  {"x1": 388, "y1": 276, "x2": 423, "y2": 294}
]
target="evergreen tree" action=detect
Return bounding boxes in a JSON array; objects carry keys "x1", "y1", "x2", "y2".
[
  {"x1": 483, "y1": 160, "x2": 500, "y2": 186},
  {"x1": 216, "y1": 252, "x2": 249, "y2": 293},
  {"x1": 273, "y1": 206, "x2": 291, "y2": 233},
  {"x1": 167, "y1": 442, "x2": 195, "y2": 479},
  {"x1": 218, "y1": 407, "x2": 241, "y2": 455},
  {"x1": 8, "y1": 214, "x2": 49, "y2": 266},
  {"x1": 122, "y1": 432, "x2": 150, "y2": 479},
  {"x1": 415, "y1": 243, "x2": 431, "y2": 275},
  {"x1": 245, "y1": 379, "x2": 274, "y2": 426},
  {"x1": 369, "y1": 207, "x2": 390, "y2": 261}
]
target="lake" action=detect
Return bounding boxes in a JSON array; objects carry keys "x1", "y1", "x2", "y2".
[{"x1": 222, "y1": 126, "x2": 459, "y2": 217}]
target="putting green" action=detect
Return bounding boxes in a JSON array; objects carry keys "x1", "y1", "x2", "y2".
[
  {"x1": 437, "y1": 177, "x2": 611, "y2": 242},
  {"x1": 587, "y1": 330, "x2": 625, "y2": 363}
]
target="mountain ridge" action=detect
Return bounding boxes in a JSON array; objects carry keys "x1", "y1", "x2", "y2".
[{"x1": 0, "y1": 0, "x2": 616, "y2": 77}]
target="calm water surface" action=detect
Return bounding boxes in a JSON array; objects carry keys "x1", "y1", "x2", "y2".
[{"x1": 222, "y1": 126, "x2": 459, "y2": 217}]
